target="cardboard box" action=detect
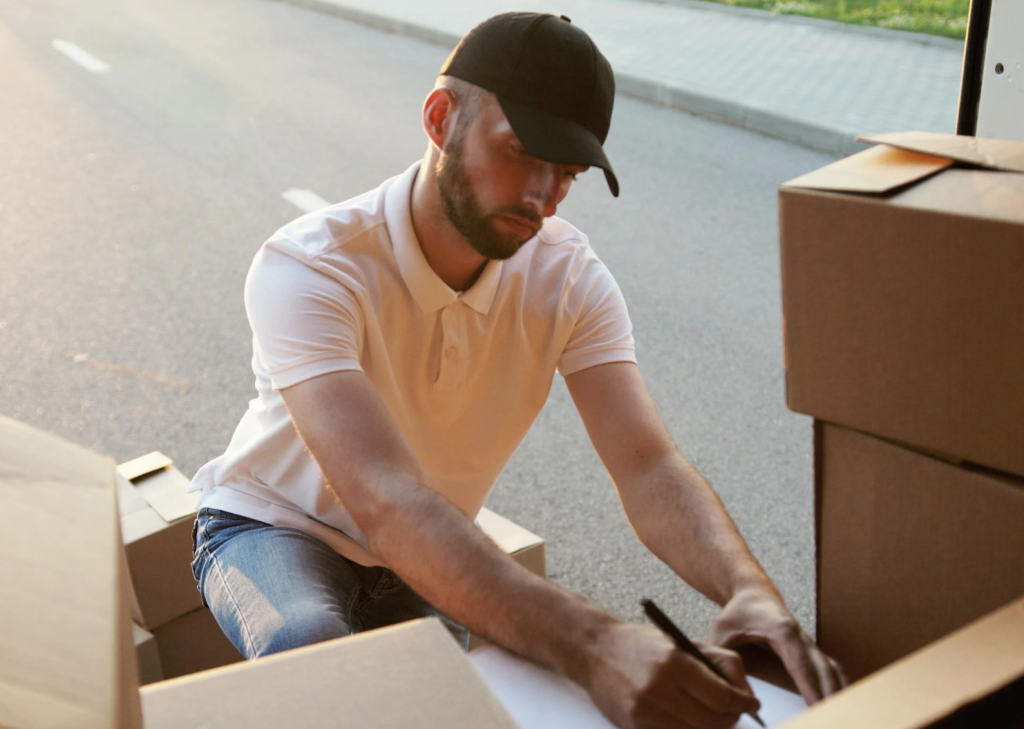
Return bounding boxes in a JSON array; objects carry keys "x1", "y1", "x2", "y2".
[
  {"x1": 116, "y1": 452, "x2": 202, "y2": 629},
  {"x1": 2, "y1": 417, "x2": 527, "y2": 728},
  {"x1": 133, "y1": 623, "x2": 164, "y2": 686},
  {"x1": 145, "y1": 506, "x2": 544, "y2": 673},
  {"x1": 779, "y1": 596, "x2": 1024, "y2": 728},
  {"x1": 151, "y1": 607, "x2": 243, "y2": 680},
  {"x1": 470, "y1": 507, "x2": 547, "y2": 650},
  {"x1": 0, "y1": 415, "x2": 142, "y2": 728},
  {"x1": 780, "y1": 132, "x2": 1024, "y2": 478},
  {"x1": 816, "y1": 421, "x2": 1024, "y2": 681},
  {"x1": 140, "y1": 617, "x2": 520, "y2": 728},
  {"x1": 478, "y1": 506, "x2": 546, "y2": 579}
]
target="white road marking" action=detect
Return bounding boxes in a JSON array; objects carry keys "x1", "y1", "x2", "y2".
[
  {"x1": 282, "y1": 188, "x2": 331, "y2": 213},
  {"x1": 52, "y1": 39, "x2": 110, "y2": 73}
]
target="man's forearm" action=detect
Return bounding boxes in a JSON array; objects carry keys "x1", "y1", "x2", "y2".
[
  {"x1": 283, "y1": 371, "x2": 616, "y2": 688},
  {"x1": 342, "y1": 468, "x2": 615, "y2": 688},
  {"x1": 618, "y1": 451, "x2": 779, "y2": 606}
]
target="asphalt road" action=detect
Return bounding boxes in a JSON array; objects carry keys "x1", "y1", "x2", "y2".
[{"x1": 0, "y1": 0, "x2": 836, "y2": 637}]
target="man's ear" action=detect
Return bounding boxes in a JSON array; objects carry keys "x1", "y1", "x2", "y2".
[{"x1": 422, "y1": 87, "x2": 456, "y2": 150}]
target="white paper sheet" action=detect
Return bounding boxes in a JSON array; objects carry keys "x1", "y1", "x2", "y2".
[{"x1": 469, "y1": 645, "x2": 807, "y2": 729}]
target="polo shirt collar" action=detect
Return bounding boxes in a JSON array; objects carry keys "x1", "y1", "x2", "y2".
[{"x1": 385, "y1": 163, "x2": 502, "y2": 317}]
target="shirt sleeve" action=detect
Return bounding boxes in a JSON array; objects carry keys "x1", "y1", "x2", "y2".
[
  {"x1": 556, "y1": 248, "x2": 637, "y2": 376},
  {"x1": 245, "y1": 244, "x2": 364, "y2": 390}
]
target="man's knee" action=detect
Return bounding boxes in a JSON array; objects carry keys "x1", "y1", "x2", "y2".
[
  {"x1": 253, "y1": 600, "x2": 353, "y2": 658},
  {"x1": 201, "y1": 549, "x2": 356, "y2": 659}
]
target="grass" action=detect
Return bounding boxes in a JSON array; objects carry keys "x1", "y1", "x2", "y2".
[{"x1": 692, "y1": 0, "x2": 970, "y2": 39}]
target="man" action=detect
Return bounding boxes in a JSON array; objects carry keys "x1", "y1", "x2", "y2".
[{"x1": 189, "y1": 12, "x2": 844, "y2": 729}]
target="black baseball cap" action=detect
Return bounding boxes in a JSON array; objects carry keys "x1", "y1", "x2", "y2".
[{"x1": 440, "y1": 12, "x2": 619, "y2": 197}]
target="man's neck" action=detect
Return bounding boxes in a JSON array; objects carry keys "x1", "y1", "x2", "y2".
[{"x1": 410, "y1": 157, "x2": 489, "y2": 293}]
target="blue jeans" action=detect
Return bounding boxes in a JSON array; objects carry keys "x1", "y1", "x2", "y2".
[{"x1": 191, "y1": 507, "x2": 469, "y2": 659}]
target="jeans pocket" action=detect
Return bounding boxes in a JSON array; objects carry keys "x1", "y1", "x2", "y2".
[
  {"x1": 372, "y1": 569, "x2": 405, "y2": 597},
  {"x1": 191, "y1": 511, "x2": 211, "y2": 583}
]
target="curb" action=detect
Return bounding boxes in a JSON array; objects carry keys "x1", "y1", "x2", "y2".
[
  {"x1": 280, "y1": 0, "x2": 865, "y2": 157},
  {"x1": 646, "y1": 0, "x2": 965, "y2": 51},
  {"x1": 615, "y1": 75, "x2": 865, "y2": 156}
]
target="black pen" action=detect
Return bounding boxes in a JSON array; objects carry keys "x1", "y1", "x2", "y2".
[{"x1": 641, "y1": 598, "x2": 766, "y2": 728}]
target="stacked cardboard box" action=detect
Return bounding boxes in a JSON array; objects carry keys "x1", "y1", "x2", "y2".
[
  {"x1": 1, "y1": 414, "x2": 524, "y2": 728},
  {"x1": 1, "y1": 416, "x2": 141, "y2": 728},
  {"x1": 779, "y1": 131, "x2": 1024, "y2": 680},
  {"x1": 778, "y1": 597, "x2": 1024, "y2": 729},
  {"x1": 114, "y1": 450, "x2": 546, "y2": 678},
  {"x1": 5, "y1": 413, "x2": 1024, "y2": 727},
  {"x1": 115, "y1": 452, "x2": 242, "y2": 681}
]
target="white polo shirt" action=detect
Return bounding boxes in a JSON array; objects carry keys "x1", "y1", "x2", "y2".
[{"x1": 189, "y1": 162, "x2": 636, "y2": 566}]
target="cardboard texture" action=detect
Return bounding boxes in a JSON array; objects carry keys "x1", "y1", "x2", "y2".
[
  {"x1": 478, "y1": 506, "x2": 547, "y2": 579},
  {"x1": 140, "y1": 618, "x2": 520, "y2": 729},
  {"x1": 779, "y1": 597, "x2": 1024, "y2": 729},
  {"x1": 132, "y1": 623, "x2": 164, "y2": 686},
  {"x1": 816, "y1": 422, "x2": 1024, "y2": 681},
  {"x1": 117, "y1": 452, "x2": 174, "y2": 483},
  {"x1": 0, "y1": 415, "x2": 142, "y2": 729},
  {"x1": 782, "y1": 143, "x2": 953, "y2": 193},
  {"x1": 151, "y1": 607, "x2": 243, "y2": 680},
  {"x1": 116, "y1": 453, "x2": 201, "y2": 629},
  {"x1": 857, "y1": 131, "x2": 1024, "y2": 173},
  {"x1": 780, "y1": 133, "x2": 1024, "y2": 478}
]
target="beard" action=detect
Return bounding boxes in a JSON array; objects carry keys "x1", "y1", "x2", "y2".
[{"x1": 435, "y1": 129, "x2": 542, "y2": 261}]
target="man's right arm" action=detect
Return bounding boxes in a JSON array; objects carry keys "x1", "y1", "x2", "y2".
[{"x1": 280, "y1": 369, "x2": 760, "y2": 729}]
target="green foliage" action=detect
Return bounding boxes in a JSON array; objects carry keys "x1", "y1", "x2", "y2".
[{"x1": 702, "y1": 0, "x2": 969, "y2": 38}]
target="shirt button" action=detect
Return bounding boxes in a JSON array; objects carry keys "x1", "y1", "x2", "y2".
[{"x1": 445, "y1": 347, "x2": 457, "y2": 359}]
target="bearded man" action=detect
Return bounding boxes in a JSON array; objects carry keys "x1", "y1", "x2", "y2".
[{"x1": 189, "y1": 12, "x2": 843, "y2": 729}]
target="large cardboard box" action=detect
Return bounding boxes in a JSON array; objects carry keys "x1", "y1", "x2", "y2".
[
  {"x1": 1, "y1": 416, "x2": 528, "y2": 728},
  {"x1": 0, "y1": 415, "x2": 142, "y2": 728},
  {"x1": 780, "y1": 596, "x2": 1024, "y2": 728},
  {"x1": 816, "y1": 421, "x2": 1024, "y2": 681},
  {"x1": 141, "y1": 505, "x2": 543, "y2": 673},
  {"x1": 116, "y1": 452, "x2": 201, "y2": 629},
  {"x1": 141, "y1": 617, "x2": 520, "y2": 728},
  {"x1": 779, "y1": 132, "x2": 1024, "y2": 478},
  {"x1": 150, "y1": 607, "x2": 243, "y2": 680}
]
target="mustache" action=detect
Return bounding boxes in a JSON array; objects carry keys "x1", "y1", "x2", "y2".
[{"x1": 493, "y1": 206, "x2": 543, "y2": 228}]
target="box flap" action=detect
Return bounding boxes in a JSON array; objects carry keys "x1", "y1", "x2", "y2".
[
  {"x1": 857, "y1": 131, "x2": 1024, "y2": 173},
  {"x1": 132, "y1": 468, "x2": 198, "y2": 523},
  {"x1": 121, "y1": 506, "x2": 174, "y2": 544},
  {"x1": 117, "y1": 451, "x2": 173, "y2": 482},
  {"x1": 118, "y1": 453, "x2": 198, "y2": 523},
  {"x1": 778, "y1": 597, "x2": 1024, "y2": 729},
  {"x1": 477, "y1": 507, "x2": 544, "y2": 556},
  {"x1": 116, "y1": 470, "x2": 149, "y2": 515},
  {"x1": 140, "y1": 618, "x2": 520, "y2": 728},
  {"x1": 782, "y1": 144, "x2": 952, "y2": 193},
  {"x1": 0, "y1": 415, "x2": 142, "y2": 729}
]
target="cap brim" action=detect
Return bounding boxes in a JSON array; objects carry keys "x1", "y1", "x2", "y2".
[{"x1": 497, "y1": 96, "x2": 620, "y2": 198}]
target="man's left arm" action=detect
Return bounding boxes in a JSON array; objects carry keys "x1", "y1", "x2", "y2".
[{"x1": 564, "y1": 361, "x2": 846, "y2": 703}]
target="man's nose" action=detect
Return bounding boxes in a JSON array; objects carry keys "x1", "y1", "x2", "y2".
[{"x1": 524, "y1": 163, "x2": 561, "y2": 218}]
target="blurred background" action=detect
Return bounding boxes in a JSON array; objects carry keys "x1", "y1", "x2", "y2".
[{"x1": 0, "y1": 0, "x2": 969, "y2": 636}]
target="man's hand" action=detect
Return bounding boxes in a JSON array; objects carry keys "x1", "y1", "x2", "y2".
[
  {"x1": 585, "y1": 622, "x2": 761, "y2": 729},
  {"x1": 708, "y1": 588, "x2": 847, "y2": 704}
]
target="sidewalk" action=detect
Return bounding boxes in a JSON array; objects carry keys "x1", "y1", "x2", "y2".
[{"x1": 284, "y1": 0, "x2": 965, "y2": 155}]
